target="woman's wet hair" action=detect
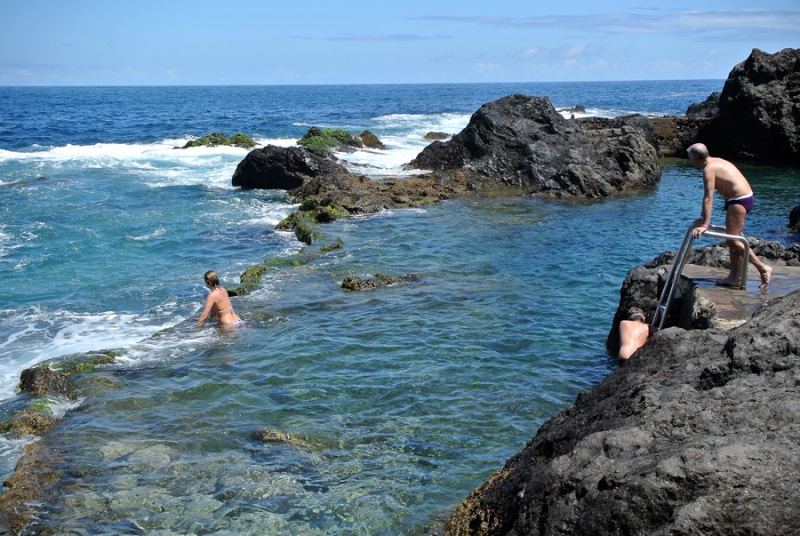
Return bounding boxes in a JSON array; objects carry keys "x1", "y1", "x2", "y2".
[{"x1": 204, "y1": 270, "x2": 220, "y2": 288}]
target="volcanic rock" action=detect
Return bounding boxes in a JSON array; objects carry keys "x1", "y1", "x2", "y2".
[
  {"x1": 444, "y1": 287, "x2": 800, "y2": 535},
  {"x1": 697, "y1": 48, "x2": 800, "y2": 165},
  {"x1": 359, "y1": 130, "x2": 386, "y2": 149},
  {"x1": 231, "y1": 145, "x2": 350, "y2": 190},
  {"x1": 405, "y1": 94, "x2": 661, "y2": 197}
]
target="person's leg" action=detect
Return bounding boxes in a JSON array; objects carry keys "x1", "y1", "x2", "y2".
[
  {"x1": 723, "y1": 204, "x2": 772, "y2": 289},
  {"x1": 720, "y1": 204, "x2": 747, "y2": 286}
]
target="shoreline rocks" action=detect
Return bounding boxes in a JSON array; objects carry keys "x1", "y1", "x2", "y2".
[
  {"x1": 444, "y1": 286, "x2": 800, "y2": 535},
  {"x1": 406, "y1": 94, "x2": 662, "y2": 197},
  {"x1": 697, "y1": 48, "x2": 800, "y2": 165}
]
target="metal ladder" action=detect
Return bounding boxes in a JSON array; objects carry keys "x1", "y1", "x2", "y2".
[{"x1": 651, "y1": 224, "x2": 751, "y2": 330}]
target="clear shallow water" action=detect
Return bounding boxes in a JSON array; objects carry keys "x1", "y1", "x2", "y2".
[{"x1": 1, "y1": 83, "x2": 798, "y2": 534}]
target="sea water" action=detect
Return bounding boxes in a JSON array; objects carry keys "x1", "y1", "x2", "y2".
[{"x1": 1, "y1": 82, "x2": 798, "y2": 534}]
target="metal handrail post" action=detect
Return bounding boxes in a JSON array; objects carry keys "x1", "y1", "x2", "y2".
[
  {"x1": 652, "y1": 225, "x2": 695, "y2": 329},
  {"x1": 651, "y1": 223, "x2": 751, "y2": 330}
]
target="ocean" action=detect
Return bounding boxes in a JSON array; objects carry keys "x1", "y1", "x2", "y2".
[{"x1": 1, "y1": 82, "x2": 798, "y2": 534}]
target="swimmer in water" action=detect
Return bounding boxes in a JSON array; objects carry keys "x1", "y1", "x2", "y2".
[{"x1": 197, "y1": 270, "x2": 243, "y2": 328}]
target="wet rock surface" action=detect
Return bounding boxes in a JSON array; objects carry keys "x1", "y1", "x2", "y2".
[
  {"x1": 19, "y1": 366, "x2": 75, "y2": 400},
  {"x1": 341, "y1": 273, "x2": 417, "y2": 291}
]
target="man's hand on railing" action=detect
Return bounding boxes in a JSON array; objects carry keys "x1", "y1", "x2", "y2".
[{"x1": 692, "y1": 218, "x2": 709, "y2": 239}]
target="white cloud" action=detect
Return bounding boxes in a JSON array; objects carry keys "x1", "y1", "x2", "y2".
[
  {"x1": 414, "y1": 9, "x2": 800, "y2": 40},
  {"x1": 475, "y1": 62, "x2": 502, "y2": 72},
  {"x1": 520, "y1": 47, "x2": 542, "y2": 58}
]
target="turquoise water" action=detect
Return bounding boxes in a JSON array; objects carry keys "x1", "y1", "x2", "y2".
[{"x1": 1, "y1": 83, "x2": 798, "y2": 534}]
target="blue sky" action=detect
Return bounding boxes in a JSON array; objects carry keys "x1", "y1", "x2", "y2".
[{"x1": 1, "y1": 1, "x2": 798, "y2": 85}]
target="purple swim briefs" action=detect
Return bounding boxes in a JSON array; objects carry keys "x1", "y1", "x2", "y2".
[{"x1": 724, "y1": 193, "x2": 754, "y2": 214}]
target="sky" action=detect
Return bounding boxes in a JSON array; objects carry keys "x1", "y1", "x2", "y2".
[{"x1": 1, "y1": 1, "x2": 798, "y2": 86}]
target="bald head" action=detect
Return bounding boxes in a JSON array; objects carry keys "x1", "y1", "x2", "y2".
[{"x1": 687, "y1": 143, "x2": 709, "y2": 160}]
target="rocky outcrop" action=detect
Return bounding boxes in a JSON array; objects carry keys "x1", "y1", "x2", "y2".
[
  {"x1": 686, "y1": 92, "x2": 720, "y2": 118},
  {"x1": 232, "y1": 145, "x2": 351, "y2": 190},
  {"x1": 424, "y1": 131, "x2": 450, "y2": 140},
  {"x1": 697, "y1": 48, "x2": 800, "y2": 165},
  {"x1": 19, "y1": 366, "x2": 75, "y2": 399},
  {"x1": 649, "y1": 116, "x2": 711, "y2": 158},
  {"x1": 297, "y1": 127, "x2": 363, "y2": 152},
  {"x1": 359, "y1": 130, "x2": 385, "y2": 149},
  {"x1": 406, "y1": 94, "x2": 662, "y2": 198},
  {"x1": 790, "y1": 203, "x2": 800, "y2": 232},
  {"x1": 444, "y1": 286, "x2": 800, "y2": 535},
  {"x1": 179, "y1": 132, "x2": 256, "y2": 149},
  {"x1": 341, "y1": 273, "x2": 418, "y2": 291}
]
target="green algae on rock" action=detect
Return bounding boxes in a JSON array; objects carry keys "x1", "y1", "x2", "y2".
[{"x1": 179, "y1": 132, "x2": 256, "y2": 149}]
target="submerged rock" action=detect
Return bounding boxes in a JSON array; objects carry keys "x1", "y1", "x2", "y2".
[
  {"x1": 341, "y1": 273, "x2": 416, "y2": 291},
  {"x1": 406, "y1": 94, "x2": 661, "y2": 197},
  {"x1": 444, "y1": 287, "x2": 800, "y2": 535}
]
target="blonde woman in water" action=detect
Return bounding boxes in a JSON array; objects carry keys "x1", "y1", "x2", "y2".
[{"x1": 197, "y1": 270, "x2": 243, "y2": 328}]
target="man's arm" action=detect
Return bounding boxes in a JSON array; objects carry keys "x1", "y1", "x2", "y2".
[{"x1": 693, "y1": 168, "x2": 715, "y2": 238}]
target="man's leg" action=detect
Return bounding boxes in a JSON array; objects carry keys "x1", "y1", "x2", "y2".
[
  {"x1": 725, "y1": 204, "x2": 772, "y2": 289},
  {"x1": 722, "y1": 204, "x2": 747, "y2": 285}
]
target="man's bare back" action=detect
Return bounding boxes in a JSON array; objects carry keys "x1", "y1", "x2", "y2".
[{"x1": 618, "y1": 320, "x2": 652, "y2": 360}]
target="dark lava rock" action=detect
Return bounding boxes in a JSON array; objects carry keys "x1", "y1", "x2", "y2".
[
  {"x1": 686, "y1": 91, "x2": 720, "y2": 118},
  {"x1": 231, "y1": 145, "x2": 350, "y2": 190},
  {"x1": 790, "y1": 203, "x2": 800, "y2": 232},
  {"x1": 650, "y1": 116, "x2": 711, "y2": 158},
  {"x1": 444, "y1": 287, "x2": 800, "y2": 535},
  {"x1": 698, "y1": 48, "x2": 800, "y2": 165},
  {"x1": 406, "y1": 94, "x2": 661, "y2": 197},
  {"x1": 577, "y1": 114, "x2": 658, "y2": 154}
]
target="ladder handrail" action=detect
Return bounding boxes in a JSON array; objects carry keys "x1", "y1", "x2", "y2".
[{"x1": 651, "y1": 224, "x2": 750, "y2": 330}]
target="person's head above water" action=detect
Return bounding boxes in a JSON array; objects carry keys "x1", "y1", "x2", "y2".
[
  {"x1": 204, "y1": 270, "x2": 220, "y2": 289},
  {"x1": 687, "y1": 142, "x2": 709, "y2": 162},
  {"x1": 627, "y1": 307, "x2": 646, "y2": 323}
]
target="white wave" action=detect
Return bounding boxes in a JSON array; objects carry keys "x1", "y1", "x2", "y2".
[
  {"x1": 127, "y1": 227, "x2": 166, "y2": 241},
  {"x1": 372, "y1": 112, "x2": 469, "y2": 132},
  {"x1": 0, "y1": 306, "x2": 184, "y2": 400},
  {"x1": 0, "y1": 139, "x2": 259, "y2": 190},
  {"x1": 0, "y1": 435, "x2": 36, "y2": 482}
]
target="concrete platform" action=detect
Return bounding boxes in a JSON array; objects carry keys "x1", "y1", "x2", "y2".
[{"x1": 681, "y1": 264, "x2": 800, "y2": 329}]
